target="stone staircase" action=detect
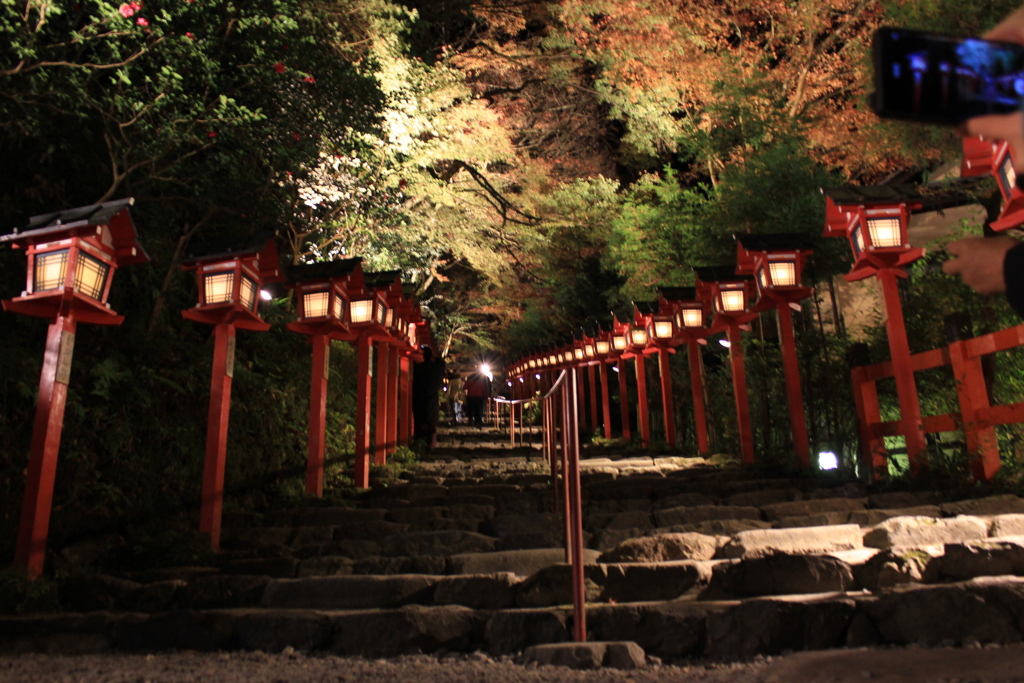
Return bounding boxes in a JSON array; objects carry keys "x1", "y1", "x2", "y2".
[{"x1": 7, "y1": 423, "x2": 1024, "y2": 662}]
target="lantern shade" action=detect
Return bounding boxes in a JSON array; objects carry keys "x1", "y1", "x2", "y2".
[
  {"x1": 680, "y1": 308, "x2": 703, "y2": 328},
  {"x1": 574, "y1": 348, "x2": 584, "y2": 360},
  {"x1": 204, "y1": 271, "x2": 234, "y2": 305},
  {"x1": 302, "y1": 290, "x2": 331, "y2": 319},
  {"x1": 613, "y1": 335, "x2": 628, "y2": 350},
  {"x1": 630, "y1": 328, "x2": 648, "y2": 346},
  {"x1": 719, "y1": 288, "x2": 746, "y2": 312},
  {"x1": 584, "y1": 344, "x2": 595, "y2": 358},
  {"x1": 596, "y1": 340, "x2": 611, "y2": 355},
  {"x1": 350, "y1": 299, "x2": 374, "y2": 323},
  {"x1": 652, "y1": 320, "x2": 674, "y2": 339},
  {"x1": 529, "y1": 359, "x2": 538, "y2": 368},
  {"x1": 999, "y1": 155, "x2": 1017, "y2": 198},
  {"x1": 866, "y1": 217, "x2": 903, "y2": 248},
  {"x1": 239, "y1": 276, "x2": 257, "y2": 311}
]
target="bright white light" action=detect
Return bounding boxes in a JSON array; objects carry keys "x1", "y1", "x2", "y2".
[
  {"x1": 535, "y1": 373, "x2": 541, "y2": 379},
  {"x1": 518, "y1": 377, "x2": 524, "y2": 383},
  {"x1": 507, "y1": 381, "x2": 512, "y2": 386},
  {"x1": 611, "y1": 366, "x2": 620, "y2": 373},
  {"x1": 719, "y1": 338, "x2": 731, "y2": 348},
  {"x1": 818, "y1": 451, "x2": 839, "y2": 470},
  {"x1": 480, "y1": 362, "x2": 493, "y2": 380},
  {"x1": 260, "y1": 289, "x2": 273, "y2": 301}
]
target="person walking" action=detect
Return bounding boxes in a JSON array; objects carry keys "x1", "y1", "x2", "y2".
[{"x1": 463, "y1": 371, "x2": 491, "y2": 427}]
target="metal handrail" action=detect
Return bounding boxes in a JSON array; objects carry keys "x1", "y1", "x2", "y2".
[{"x1": 495, "y1": 369, "x2": 586, "y2": 642}]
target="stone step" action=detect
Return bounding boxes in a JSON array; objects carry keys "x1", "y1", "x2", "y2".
[{"x1": 13, "y1": 576, "x2": 1024, "y2": 660}]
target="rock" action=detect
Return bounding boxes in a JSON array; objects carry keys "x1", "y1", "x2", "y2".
[
  {"x1": 661, "y1": 519, "x2": 773, "y2": 536},
  {"x1": 388, "y1": 506, "x2": 450, "y2": 524},
  {"x1": 380, "y1": 530, "x2": 499, "y2": 557},
  {"x1": 654, "y1": 505, "x2": 761, "y2": 527},
  {"x1": 603, "y1": 562, "x2": 711, "y2": 602},
  {"x1": 175, "y1": 574, "x2": 270, "y2": 609},
  {"x1": 118, "y1": 580, "x2": 185, "y2": 613},
  {"x1": 296, "y1": 556, "x2": 355, "y2": 577},
  {"x1": 484, "y1": 609, "x2": 569, "y2": 655},
  {"x1": 236, "y1": 611, "x2": 333, "y2": 652},
  {"x1": 587, "y1": 511, "x2": 655, "y2": 532},
  {"x1": 448, "y1": 504, "x2": 498, "y2": 528},
  {"x1": 433, "y1": 573, "x2": 520, "y2": 609},
  {"x1": 322, "y1": 540, "x2": 380, "y2": 560},
  {"x1": 289, "y1": 526, "x2": 336, "y2": 547},
  {"x1": 941, "y1": 495, "x2": 1024, "y2": 517},
  {"x1": 849, "y1": 506, "x2": 942, "y2": 526},
  {"x1": 854, "y1": 549, "x2": 936, "y2": 591},
  {"x1": 760, "y1": 498, "x2": 867, "y2": 522},
  {"x1": 586, "y1": 602, "x2": 710, "y2": 659},
  {"x1": 515, "y1": 564, "x2": 606, "y2": 607},
  {"x1": 868, "y1": 491, "x2": 941, "y2": 510},
  {"x1": 59, "y1": 575, "x2": 141, "y2": 612},
  {"x1": 705, "y1": 597, "x2": 857, "y2": 659},
  {"x1": 222, "y1": 526, "x2": 293, "y2": 548},
  {"x1": 262, "y1": 575, "x2": 441, "y2": 609},
  {"x1": 717, "y1": 524, "x2": 863, "y2": 559},
  {"x1": 333, "y1": 521, "x2": 408, "y2": 542},
  {"x1": 0, "y1": 612, "x2": 116, "y2": 654},
  {"x1": 594, "y1": 528, "x2": 647, "y2": 553},
  {"x1": 653, "y1": 493, "x2": 717, "y2": 509},
  {"x1": 600, "y1": 532, "x2": 718, "y2": 563},
  {"x1": 487, "y1": 513, "x2": 561, "y2": 537},
  {"x1": 990, "y1": 514, "x2": 1024, "y2": 537},
  {"x1": 352, "y1": 555, "x2": 447, "y2": 576},
  {"x1": 708, "y1": 553, "x2": 855, "y2": 597},
  {"x1": 450, "y1": 548, "x2": 601, "y2": 577},
  {"x1": 809, "y1": 483, "x2": 868, "y2": 499},
  {"x1": 588, "y1": 499, "x2": 653, "y2": 514},
  {"x1": 112, "y1": 610, "x2": 238, "y2": 652},
  {"x1": 330, "y1": 605, "x2": 482, "y2": 658},
  {"x1": 127, "y1": 567, "x2": 219, "y2": 584},
  {"x1": 863, "y1": 516, "x2": 988, "y2": 549},
  {"x1": 938, "y1": 539, "x2": 1024, "y2": 581},
  {"x1": 499, "y1": 531, "x2": 566, "y2": 550},
  {"x1": 223, "y1": 557, "x2": 298, "y2": 578},
  {"x1": 726, "y1": 489, "x2": 801, "y2": 507},
  {"x1": 865, "y1": 581, "x2": 1024, "y2": 645},
  {"x1": 521, "y1": 641, "x2": 646, "y2": 670},
  {"x1": 583, "y1": 476, "x2": 677, "y2": 500}
]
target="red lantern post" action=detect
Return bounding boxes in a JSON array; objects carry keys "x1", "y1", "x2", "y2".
[
  {"x1": 623, "y1": 308, "x2": 653, "y2": 449},
  {"x1": 611, "y1": 316, "x2": 632, "y2": 441},
  {"x1": 695, "y1": 267, "x2": 759, "y2": 464},
  {"x1": 736, "y1": 235, "x2": 815, "y2": 468},
  {"x1": 658, "y1": 287, "x2": 712, "y2": 455},
  {"x1": 2, "y1": 199, "x2": 148, "y2": 576},
  {"x1": 180, "y1": 233, "x2": 282, "y2": 549},
  {"x1": 286, "y1": 258, "x2": 365, "y2": 497}
]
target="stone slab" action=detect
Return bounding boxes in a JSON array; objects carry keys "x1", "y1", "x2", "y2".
[
  {"x1": 261, "y1": 575, "x2": 441, "y2": 609},
  {"x1": 717, "y1": 524, "x2": 863, "y2": 559},
  {"x1": 863, "y1": 515, "x2": 988, "y2": 549},
  {"x1": 655, "y1": 505, "x2": 761, "y2": 527},
  {"x1": 521, "y1": 641, "x2": 645, "y2": 670},
  {"x1": 760, "y1": 498, "x2": 867, "y2": 522},
  {"x1": 600, "y1": 532, "x2": 718, "y2": 563},
  {"x1": 450, "y1": 548, "x2": 601, "y2": 577}
]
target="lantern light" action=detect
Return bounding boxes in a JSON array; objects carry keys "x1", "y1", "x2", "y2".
[
  {"x1": 652, "y1": 320, "x2": 674, "y2": 339},
  {"x1": 679, "y1": 308, "x2": 703, "y2": 328},
  {"x1": 302, "y1": 290, "x2": 331, "y2": 319},
  {"x1": 596, "y1": 340, "x2": 611, "y2": 355},
  {"x1": 349, "y1": 299, "x2": 374, "y2": 324},
  {"x1": 584, "y1": 344, "x2": 595, "y2": 358},
  {"x1": 613, "y1": 335, "x2": 628, "y2": 350},
  {"x1": 529, "y1": 359, "x2": 537, "y2": 369},
  {"x1": 769, "y1": 261, "x2": 797, "y2": 287},
  {"x1": 574, "y1": 347, "x2": 585, "y2": 361},
  {"x1": 866, "y1": 217, "x2": 902, "y2": 248},
  {"x1": 630, "y1": 328, "x2": 648, "y2": 346},
  {"x1": 718, "y1": 286, "x2": 746, "y2": 313},
  {"x1": 548, "y1": 354, "x2": 557, "y2": 365},
  {"x1": 260, "y1": 289, "x2": 273, "y2": 301},
  {"x1": 999, "y1": 155, "x2": 1017, "y2": 197}
]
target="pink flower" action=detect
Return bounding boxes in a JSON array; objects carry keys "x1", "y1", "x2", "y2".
[
  {"x1": 292, "y1": 133, "x2": 300, "y2": 141},
  {"x1": 185, "y1": 32, "x2": 195, "y2": 40},
  {"x1": 136, "y1": 16, "x2": 148, "y2": 26},
  {"x1": 302, "y1": 75, "x2": 315, "y2": 84},
  {"x1": 207, "y1": 131, "x2": 217, "y2": 138},
  {"x1": 273, "y1": 62, "x2": 285, "y2": 74},
  {"x1": 119, "y1": 3, "x2": 135, "y2": 17}
]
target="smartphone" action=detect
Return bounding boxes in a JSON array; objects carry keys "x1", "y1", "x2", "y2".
[{"x1": 871, "y1": 27, "x2": 1024, "y2": 125}]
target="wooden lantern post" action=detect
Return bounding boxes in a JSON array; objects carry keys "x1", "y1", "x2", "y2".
[
  {"x1": 643, "y1": 302, "x2": 680, "y2": 449},
  {"x1": 179, "y1": 233, "x2": 282, "y2": 550},
  {"x1": 571, "y1": 340, "x2": 588, "y2": 430},
  {"x1": 592, "y1": 327, "x2": 615, "y2": 440},
  {"x1": 695, "y1": 267, "x2": 759, "y2": 464},
  {"x1": 624, "y1": 308, "x2": 654, "y2": 449},
  {"x1": 581, "y1": 331, "x2": 600, "y2": 431},
  {"x1": 611, "y1": 315, "x2": 632, "y2": 441},
  {"x1": 658, "y1": 287, "x2": 712, "y2": 455},
  {"x1": 1, "y1": 199, "x2": 148, "y2": 576},
  {"x1": 285, "y1": 258, "x2": 365, "y2": 497},
  {"x1": 736, "y1": 235, "x2": 815, "y2": 468}
]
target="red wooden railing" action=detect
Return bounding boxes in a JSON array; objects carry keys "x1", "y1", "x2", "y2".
[
  {"x1": 851, "y1": 322, "x2": 1024, "y2": 481},
  {"x1": 495, "y1": 369, "x2": 587, "y2": 642}
]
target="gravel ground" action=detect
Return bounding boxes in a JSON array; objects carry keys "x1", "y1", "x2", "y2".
[{"x1": 4, "y1": 646, "x2": 1024, "y2": 683}]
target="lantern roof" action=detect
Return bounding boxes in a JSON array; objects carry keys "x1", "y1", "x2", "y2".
[
  {"x1": 658, "y1": 286, "x2": 698, "y2": 302},
  {"x1": 180, "y1": 231, "x2": 283, "y2": 282},
  {"x1": 286, "y1": 257, "x2": 362, "y2": 284},
  {"x1": 363, "y1": 269, "x2": 402, "y2": 289},
  {"x1": 1, "y1": 198, "x2": 149, "y2": 266},
  {"x1": 693, "y1": 265, "x2": 751, "y2": 284},
  {"x1": 735, "y1": 233, "x2": 815, "y2": 252}
]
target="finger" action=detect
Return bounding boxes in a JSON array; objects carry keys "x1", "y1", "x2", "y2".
[
  {"x1": 963, "y1": 112, "x2": 1022, "y2": 141},
  {"x1": 944, "y1": 239, "x2": 971, "y2": 256},
  {"x1": 983, "y1": 6, "x2": 1024, "y2": 44},
  {"x1": 941, "y1": 258, "x2": 962, "y2": 275}
]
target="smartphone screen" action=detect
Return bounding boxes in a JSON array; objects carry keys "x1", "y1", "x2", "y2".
[{"x1": 872, "y1": 27, "x2": 1024, "y2": 124}]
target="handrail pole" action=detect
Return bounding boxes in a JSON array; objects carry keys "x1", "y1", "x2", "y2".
[{"x1": 564, "y1": 368, "x2": 586, "y2": 642}]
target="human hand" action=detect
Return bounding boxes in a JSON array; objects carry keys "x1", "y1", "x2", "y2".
[
  {"x1": 959, "y1": 6, "x2": 1024, "y2": 172},
  {"x1": 942, "y1": 236, "x2": 1020, "y2": 294}
]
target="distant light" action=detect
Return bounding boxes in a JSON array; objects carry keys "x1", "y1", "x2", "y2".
[
  {"x1": 611, "y1": 366, "x2": 620, "y2": 373},
  {"x1": 818, "y1": 451, "x2": 839, "y2": 470},
  {"x1": 480, "y1": 362, "x2": 493, "y2": 380},
  {"x1": 719, "y1": 339, "x2": 731, "y2": 348},
  {"x1": 519, "y1": 377, "x2": 524, "y2": 383},
  {"x1": 535, "y1": 373, "x2": 541, "y2": 379},
  {"x1": 507, "y1": 381, "x2": 512, "y2": 386},
  {"x1": 260, "y1": 289, "x2": 273, "y2": 301}
]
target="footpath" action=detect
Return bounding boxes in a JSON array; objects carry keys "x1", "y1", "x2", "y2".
[{"x1": 5, "y1": 422, "x2": 1024, "y2": 680}]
